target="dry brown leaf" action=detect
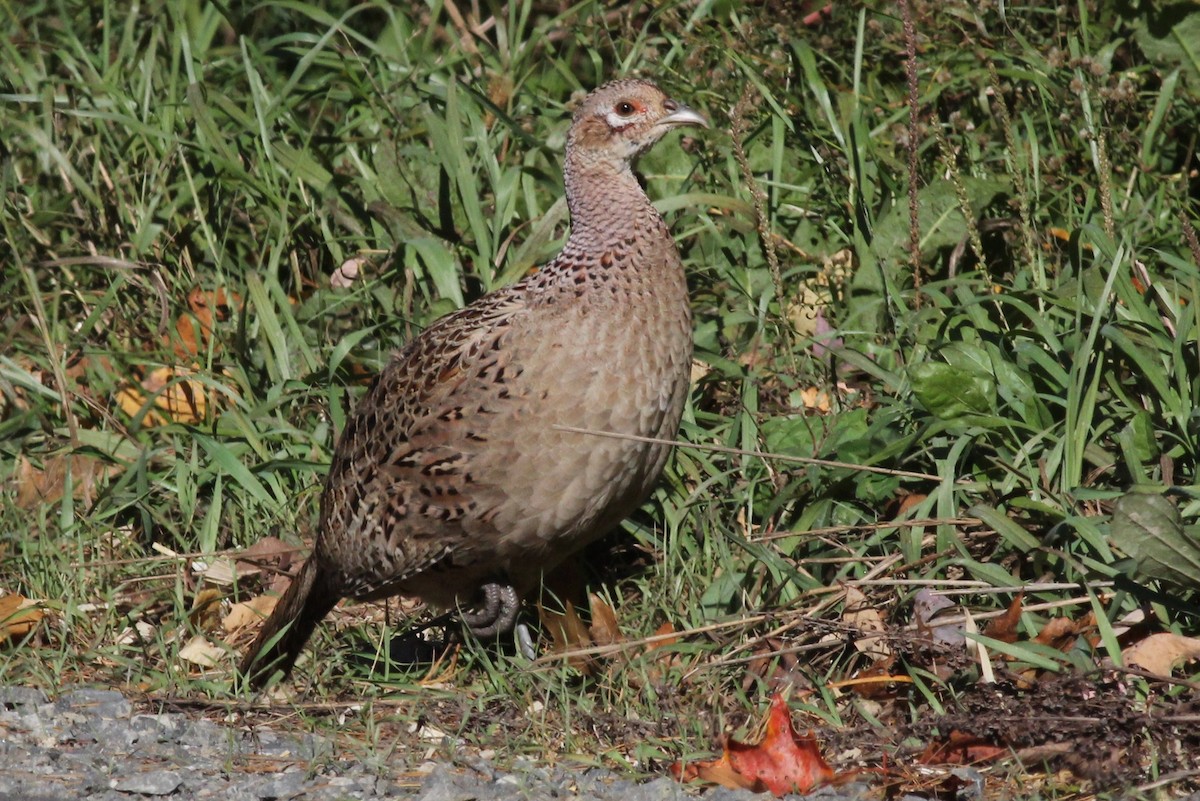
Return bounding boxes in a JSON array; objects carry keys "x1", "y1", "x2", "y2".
[
  {"x1": 13, "y1": 453, "x2": 118, "y2": 510},
  {"x1": 588, "y1": 593, "x2": 622, "y2": 647},
  {"x1": 918, "y1": 729, "x2": 1011, "y2": 766},
  {"x1": 796, "y1": 386, "x2": 832, "y2": 412},
  {"x1": 647, "y1": 621, "x2": 679, "y2": 654},
  {"x1": 177, "y1": 635, "x2": 224, "y2": 667},
  {"x1": 0, "y1": 592, "x2": 45, "y2": 644},
  {"x1": 895, "y1": 492, "x2": 927, "y2": 517},
  {"x1": 234, "y1": 536, "x2": 299, "y2": 593},
  {"x1": 842, "y1": 585, "x2": 890, "y2": 660},
  {"x1": 116, "y1": 366, "x2": 210, "y2": 426},
  {"x1": 223, "y1": 594, "x2": 278, "y2": 634},
  {"x1": 1123, "y1": 632, "x2": 1200, "y2": 677},
  {"x1": 1034, "y1": 616, "x2": 1085, "y2": 652},
  {"x1": 538, "y1": 598, "x2": 595, "y2": 673},
  {"x1": 982, "y1": 594, "x2": 1023, "y2": 644},
  {"x1": 188, "y1": 588, "x2": 224, "y2": 633}
]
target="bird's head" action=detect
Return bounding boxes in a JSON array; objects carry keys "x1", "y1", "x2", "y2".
[{"x1": 567, "y1": 79, "x2": 708, "y2": 166}]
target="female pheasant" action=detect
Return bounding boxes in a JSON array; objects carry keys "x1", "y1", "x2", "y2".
[{"x1": 241, "y1": 79, "x2": 707, "y2": 686}]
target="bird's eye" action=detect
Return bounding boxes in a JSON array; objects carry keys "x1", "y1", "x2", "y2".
[{"x1": 615, "y1": 101, "x2": 636, "y2": 117}]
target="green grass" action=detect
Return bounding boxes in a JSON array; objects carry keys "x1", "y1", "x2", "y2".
[{"x1": 3, "y1": 0, "x2": 1200, "y2": 797}]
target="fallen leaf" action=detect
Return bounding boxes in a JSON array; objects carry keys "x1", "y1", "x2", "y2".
[
  {"x1": 194, "y1": 556, "x2": 241, "y2": 587},
  {"x1": 918, "y1": 729, "x2": 1010, "y2": 766},
  {"x1": 671, "y1": 694, "x2": 833, "y2": 796},
  {"x1": 223, "y1": 594, "x2": 278, "y2": 634},
  {"x1": 175, "y1": 287, "x2": 241, "y2": 358},
  {"x1": 796, "y1": 386, "x2": 832, "y2": 412},
  {"x1": 0, "y1": 593, "x2": 45, "y2": 644},
  {"x1": 982, "y1": 594, "x2": 1023, "y2": 644},
  {"x1": 895, "y1": 492, "x2": 927, "y2": 517},
  {"x1": 1123, "y1": 632, "x2": 1200, "y2": 677},
  {"x1": 13, "y1": 453, "x2": 118, "y2": 509},
  {"x1": 234, "y1": 536, "x2": 299, "y2": 593},
  {"x1": 116, "y1": 620, "x2": 156, "y2": 646},
  {"x1": 178, "y1": 635, "x2": 224, "y2": 667},
  {"x1": 1034, "y1": 615, "x2": 1087, "y2": 653},
  {"x1": 188, "y1": 588, "x2": 224, "y2": 633},
  {"x1": 913, "y1": 587, "x2": 965, "y2": 647},
  {"x1": 116, "y1": 366, "x2": 210, "y2": 426},
  {"x1": 842, "y1": 585, "x2": 890, "y2": 660},
  {"x1": 670, "y1": 749, "x2": 756, "y2": 792},
  {"x1": 588, "y1": 593, "x2": 621, "y2": 647},
  {"x1": 538, "y1": 597, "x2": 595, "y2": 673}
]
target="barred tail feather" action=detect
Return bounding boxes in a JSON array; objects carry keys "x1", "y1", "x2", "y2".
[{"x1": 239, "y1": 558, "x2": 338, "y2": 688}]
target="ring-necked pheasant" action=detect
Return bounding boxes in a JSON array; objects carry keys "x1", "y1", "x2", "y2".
[{"x1": 240, "y1": 79, "x2": 707, "y2": 687}]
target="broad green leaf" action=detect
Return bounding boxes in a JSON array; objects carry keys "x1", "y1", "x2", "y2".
[
  {"x1": 910, "y1": 361, "x2": 996, "y2": 419},
  {"x1": 871, "y1": 177, "x2": 1010, "y2": 262},
  {"x1": 1111, "y1": 491, "x2": 1200, "y2": 588},
  {"x1": 1129, "y1": 4, "x2": 1200, "y2": 81}
]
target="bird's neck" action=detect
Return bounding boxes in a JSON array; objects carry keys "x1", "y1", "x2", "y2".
[{"x1": 562, "y1": 156, "x2": 663, "y2": 243}]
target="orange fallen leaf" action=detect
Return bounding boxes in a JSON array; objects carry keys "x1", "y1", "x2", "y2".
[
  {"x1": 588, "y1": 592, "x2": 621, "y2": 647},
  {"x1": 223, "y1": 594, "x2": 279, "y2": 633},
  {"x1": 982, "y1": 593, "x2": 1023, "y2": 644},
  {"x1": 1034, "y1": 614, "x2": 1089, "y2": 652},
  {"x1": 796, "y1": 386, "x2": 832, "y2": 412},
  {"x1": 175, "y1": 287, "x2": 241, "y2": 358},
  {"x1": 0, "y1": 593, "x2": 45, "y2": 644},
  {"x1": 670, "y1": 749, "x2": 756, "y2": 792},
  {"x1": 116, "y1": 366, "x2": 211, "y2": 426},
  {"x1": 671, "y1": 694, "x2": 833, "y2": 796}
]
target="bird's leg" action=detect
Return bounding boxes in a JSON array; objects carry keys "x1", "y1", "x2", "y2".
[{"x1": 459, "y1": 581, "x2": 520, "y2": 639}]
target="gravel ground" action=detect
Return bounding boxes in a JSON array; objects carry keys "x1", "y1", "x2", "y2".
[{"x1": 0, "y1": 685, "x2": 917, "y2": 801}]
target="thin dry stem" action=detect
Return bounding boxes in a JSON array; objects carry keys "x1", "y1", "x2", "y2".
[
  {"x1": 551, "y1": 424, "x2": 944, "y2": 481},
  {"x1": 900, "y1": 0, "x2": 922, "y2": 297},
  {"x1": 729, "y1": 82, "x2": 795, "y2": 372},
  {"x1": 987, "y1": 63, "x2": 1039, "y2": 286}
]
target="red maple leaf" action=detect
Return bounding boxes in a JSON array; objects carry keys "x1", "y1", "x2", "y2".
[{"x1": 670, "y1": 694, "x2": 834, "y2": 796}]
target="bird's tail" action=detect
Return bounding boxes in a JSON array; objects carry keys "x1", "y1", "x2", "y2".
[{"x1": 238, "y1": 556, "x2": 338, "y2": 688}]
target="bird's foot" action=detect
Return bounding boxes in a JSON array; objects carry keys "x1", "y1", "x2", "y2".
[{"x1": 459, "y1": 581, "x2": 520, "y2": 639}]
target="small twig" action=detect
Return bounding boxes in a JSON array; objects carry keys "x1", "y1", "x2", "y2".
[
  {"x1": 881, "y1": 580, "x2": 1114, "y2": 595},
  {"x1": 551, "y1": 424, "x2": 944, "y2": 481},
  {"x1": 755, "y1": 517, "x2": 983, "y2": 542},
  {"x1": 1135, "y1": 768, "x2": 1200, "y2": 794},
  {"x1": 531, "y1": 611, "x2": 777, "y2": 666}
]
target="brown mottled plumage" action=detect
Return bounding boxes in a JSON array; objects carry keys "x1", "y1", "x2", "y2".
[{"x1": 240, "y1": 79, "x2": 707, "y2": 687}]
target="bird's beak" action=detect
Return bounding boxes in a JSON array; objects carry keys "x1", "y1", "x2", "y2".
[{"x1": 659, "y1": 104, "x2": 709, "y2": 129}]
